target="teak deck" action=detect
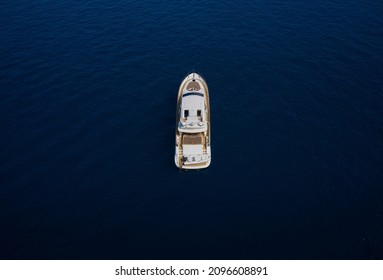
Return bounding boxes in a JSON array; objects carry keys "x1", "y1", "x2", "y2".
[
  {"x1": 183, "y1": 134, "x2": 203, "y2": 145},
  {"x1": 187, "y1": 81, "x2": 201, "y2": 91}
]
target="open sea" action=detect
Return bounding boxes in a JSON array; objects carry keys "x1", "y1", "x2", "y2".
[{"x1": 1, "y1": 0, "x2": 383, "y2": 259}]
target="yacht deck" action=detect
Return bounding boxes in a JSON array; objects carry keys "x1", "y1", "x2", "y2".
[
  {"x1": 187, "y1": 81, "x2": 201, "y2": 91},
  {"x1": 183, "y1": 134, "x2": 203, "y2": 145}
]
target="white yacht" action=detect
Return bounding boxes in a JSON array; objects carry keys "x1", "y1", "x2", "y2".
[{"x1": 175, "y1": 72, "x2": 211, "y2": 169}]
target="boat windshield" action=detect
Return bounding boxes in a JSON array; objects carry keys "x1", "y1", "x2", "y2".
[{"x1": 183, "y1": 92, "x2": 204, "y2": 97}]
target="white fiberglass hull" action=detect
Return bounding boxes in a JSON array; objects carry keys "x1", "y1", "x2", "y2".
[{"x1": 175, "y1": 72, "x2": 211, "y2": 169}]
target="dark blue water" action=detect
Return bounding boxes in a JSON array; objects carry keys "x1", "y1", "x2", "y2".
[{"x1": 1, "y1": 0, "x2": 383, "y2": 259}]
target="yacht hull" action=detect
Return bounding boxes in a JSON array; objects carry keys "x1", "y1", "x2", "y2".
[{"x1": 175, "y1": 72, "x2": 211, "y2": 169}]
